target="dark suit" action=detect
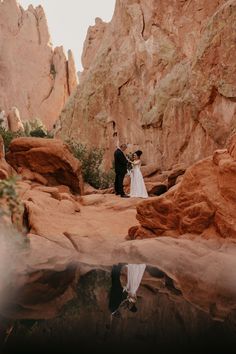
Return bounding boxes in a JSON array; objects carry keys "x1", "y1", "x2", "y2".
[
  {"x1": 109, "y1": 263, "x2": 127, "y2": 314},
  {"x1": 114, "y1": 148, "x2": 128, "y2": 196}
]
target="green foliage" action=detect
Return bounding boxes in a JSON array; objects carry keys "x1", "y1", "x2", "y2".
[
  {"x1": 99, "y1": 169, "x2": 115, "y2": 189},
  {"x1": 23, "y1": 118, "x2": 48, "y2": 138},
  {"x1": 29, "y1": 127, "x2": 47, "y2": 138},
  {"x1": 0, "y1": 117, "x2": 52, "y2": 153},
  {"x1": 0, "y1": 127, "x2": 24, "y2": 152},
  {"x1": 0, "y1": 176, "x2": 23, "y2": 217},
  {"x1": 67, "y1": 141, "x2": 114, "y2": 189}
]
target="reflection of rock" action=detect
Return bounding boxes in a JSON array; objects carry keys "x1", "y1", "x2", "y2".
[
  {"x1": 128, "y1": 134, "x2": 236, "y2": 240},
  {"x1": 6, "y1": 138, "x2": 84, "y2": 194},
  {"x1": 3, "y1": 261, "x2": 236, "y2": 353},
  {"x1": 0, "y1": 0, "x2": 78, "y2": 130},
  {"x1": 0, "y1": 221, "x2": 78, "y2": 320},
  {"x1": 114, "y1": 236, "x2": 236, "y2": 320},
  {"x1": 58, "y1": 0, "x2": 236, "y2": 171}
]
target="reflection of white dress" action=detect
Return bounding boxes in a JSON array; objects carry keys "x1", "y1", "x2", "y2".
[
  {"x1": 123, "y1": 264, "x2": 146, "y2": 298},
  {"x1": 130, "y1": 161, "x2": 148, "y2": 198}
]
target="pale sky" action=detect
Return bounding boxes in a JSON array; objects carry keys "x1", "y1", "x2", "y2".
[{"x1": 19, "y1": 0, "x2": 116, "y2": 71}]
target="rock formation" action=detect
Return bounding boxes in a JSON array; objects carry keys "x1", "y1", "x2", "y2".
[
  {"x1": 0, "y1": 135, "x2": 236, "y2": 352},
  {"x1": 1, "y1": 1, "x2": 236, "y2": 349},
  {"x1": 6, "y1": 137, "x2": 84, "y2": 194},
  {"x1": 0, "y1": 136, "x2": 14, "y2": 179},
  {"x1": 7, "y1": 107, "x2": 24, "y2": 133},
  {"x1": 57, "y1": 0, "x2": 236, "y2": 170},
  {"x1": 0, "y1": 0, "x2": 78, "y2": 130},
  {"x1": 128, "y1": 133, "x2": 236, "y2": 240}
]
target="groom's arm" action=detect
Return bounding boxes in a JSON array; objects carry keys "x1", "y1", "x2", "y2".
[{"x1": 116, "y1": 150, "x2": 128, "y2": 167}]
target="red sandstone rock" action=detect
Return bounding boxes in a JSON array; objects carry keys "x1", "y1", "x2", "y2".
[
  {"x1": 6, "y1": 137, "x2": 83, "y2": 194},
  {"x1": 128, "y1": 134, "x2": 236, "y2": 240},
  {"x1": 81, "y1": 17, "x2": 108, "y2": 81},
  {"x1": 0, "y1": 136, "x2": 14, "y2": 179},
  {"x1": 17, "y1": 167, "x2": 48, "y2": 185},
  {"x1": 57, "y1": 0, "x2": 236, "y2": 171},
  {"x1": 3, "y1": 174, "x2": 236, "y2": 322},
  {"x1": 7, "y1": 107, "x2": 24, "y2": 133},
  {"x1": 0, "y1": 0, "x2": 78, "y2": 130},
  {"x1": 17, "y1": 182, "x2": 139, "y2": 265},
  {"x1": 113, "y1": 235, "x2": 236, "y2": 319}
]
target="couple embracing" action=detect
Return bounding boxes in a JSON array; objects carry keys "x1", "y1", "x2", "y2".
[{"x1": 114, "y1": 144, "x2": 148, "y2": 198}]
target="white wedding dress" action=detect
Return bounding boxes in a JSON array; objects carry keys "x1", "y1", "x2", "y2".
[{"x1": 130, "y1": 160, "x2": 148, "y2": 198}]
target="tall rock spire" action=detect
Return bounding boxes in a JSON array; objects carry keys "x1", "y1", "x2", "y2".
[{"x1": 0, "y1": 0, "x2": 78, "y2": 130}]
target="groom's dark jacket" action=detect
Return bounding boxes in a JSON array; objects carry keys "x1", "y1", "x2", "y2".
[{"x1": 114, "y1": 148, "x2": 128, "y2": 174}]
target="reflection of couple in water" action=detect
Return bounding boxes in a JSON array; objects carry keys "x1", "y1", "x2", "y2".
[
  {"x1": 114, "y1": 144, "x2": 148, "y2": 198},
  {"x1": 109, "y1": 263, "x2": 146, "y2": 318}
]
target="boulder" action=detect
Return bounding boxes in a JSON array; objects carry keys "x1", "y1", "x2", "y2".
[
  {"x1": 7, "y1": 107, "x2": 24, "y2": 133},
  {"x1": 128, "y1": 133, "x2": 236, "y2": 240},
  {"x1": 0, "y1": 135, "x2": 14, "y2": 179},
  {"x1": 6, "y1": 138, "x2": 84, "y2": 194}
]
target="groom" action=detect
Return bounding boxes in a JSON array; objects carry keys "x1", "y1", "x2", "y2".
[{"x1": 114, "y1": 143, "x2": 130, "y2": 198}]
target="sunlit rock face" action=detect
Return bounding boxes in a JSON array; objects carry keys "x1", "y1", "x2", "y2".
[
  {"x1": 58, "y1": 0, "x2": 236, "y2": 169},
  {"x1": 0, "y1": 0, "x2": 78, "y2": 130}
]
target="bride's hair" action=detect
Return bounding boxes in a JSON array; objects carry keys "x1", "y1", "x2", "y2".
[{"x1": 135, "y1": 150, "x2": 142, "y2": 157}]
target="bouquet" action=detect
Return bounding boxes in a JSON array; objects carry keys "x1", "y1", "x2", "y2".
[{"x1": 126, "y1": 152, "x2": 134, "y2": 175}]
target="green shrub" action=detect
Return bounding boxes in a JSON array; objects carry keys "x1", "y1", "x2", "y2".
[
  {"x1": 0, "y1": 120, "x2": 53, "y2": 153},
  {"x1": 23, "y1": 118, "x2": 49, "y2": 138},
  {"x1": 0, "y1": 176, "x2": 23, "y2": 219},
  {"x1": 67, "y1": 141, "x2": 114, "y2": 189},
  {"x1": 30, "y1": 127, "x2": 47, "y2": 138},
  {"x1": 0, "y1": 127, "x2": 24, "y2": 152},
  {"x1": 99, "y1": 169, "x2": 116, "y2": 189}
]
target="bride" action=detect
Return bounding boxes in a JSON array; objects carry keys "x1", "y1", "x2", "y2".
[{"x1": 128, "y1": 150, "x2": 148, "y2": 198}]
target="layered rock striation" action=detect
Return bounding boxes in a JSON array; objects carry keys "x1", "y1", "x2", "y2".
[
  {"x1": 0, "y1": 0, "x2": 78, "y2": 130},
  {"x1": 58, "y1": 0, "x2": 236, "y2": 170}
]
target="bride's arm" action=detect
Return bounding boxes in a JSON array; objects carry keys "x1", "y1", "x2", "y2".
[{"x1": 131, "y1": 160, "x2": 140, "y2": 165}]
